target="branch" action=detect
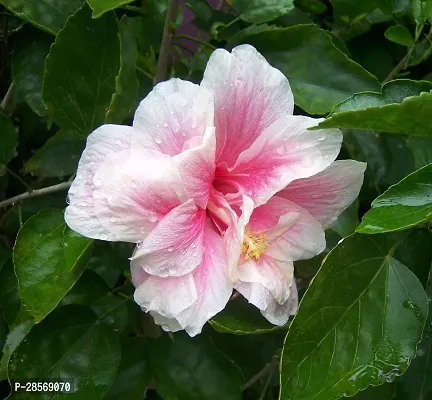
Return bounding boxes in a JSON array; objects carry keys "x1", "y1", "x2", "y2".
[
  {"x1": 154, "y1": 0, "x2": 179, "y2": 84},
  {"x1": 241, "y1": 360, "x2": 278, "y2": 392},
  {"x1": 0, "y1": 182, "x2": 72, "y2": 209}
]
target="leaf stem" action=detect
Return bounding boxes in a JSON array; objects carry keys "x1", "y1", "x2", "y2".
[
  {"x1": 0, "y1": 182, "x2": 72, "y2": 209},
  {"x1": 241, "y1": 360, "x2": 278, "y2": 392},
  {"x1": 0, "y1": 82, "x2": 14, "y2": 113},
  {"x1": 175, "y1": 34, "x2": 217, "y2": 50},
  {"x1": 154, "y1": 0, "x2": 179, "y2": 84},
  {"x1": 4, "y1": 166, "x2": 34, "y2": 193}
]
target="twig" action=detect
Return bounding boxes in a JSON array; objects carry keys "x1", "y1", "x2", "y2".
[
  {"x1": 0, "y1": 82, "x2": 14, "y2": 112},
  {"x1": 154, "y1": 0, "x2": 179, "y2": 84},
  {"x1": 0, "y1": 182, "x2": 72, "y2": 209},
  {"x1": 241, "y1": 360, "x2": 278, "y2": 392},
  {"x1": 175, "y1": 34, "x2": 217, "y2": 50}
]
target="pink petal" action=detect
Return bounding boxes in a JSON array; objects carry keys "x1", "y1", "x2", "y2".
[
  {"x1": 133, "y1": 78, "x2": 214, "y2": 156},
  {"x1": 235, "y1": 258, "x2": 297, "y2": 326},
  {"x1": 175, "y1": 127, "x2": 216, "y2": 208},
  {"x1": 278, "y1": 160, "x2": 366, "y2": 228},
  {"x1": 130, "y1": 201, "x2": 206, "y2": 277},
  {"x1": 132, "y1": 266, "x2": 197, "y2": 319},
  {"x1": 201, "y1": 44, "x2": 294, "y2": 166},
  {"x1": 90, "y1": 147, "x2": 188, "y2": 242},
  {"x1": 65, "y1": 124, "x2": 136, "y2": 241},
  {"x1": 217, "y1": 115, "x2": 342, "y2": 207}
]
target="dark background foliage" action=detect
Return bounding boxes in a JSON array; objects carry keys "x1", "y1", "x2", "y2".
[{"x1": 0, "y1": 0, "x2": 431, "y2": 399}]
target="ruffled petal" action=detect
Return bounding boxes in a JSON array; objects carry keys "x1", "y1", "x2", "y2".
[
  {"x1": 65, "y1": 124, "x2": 136, "y2": 241},
  {"x1": 278, "y1": 160, "x2": 366, "y2": 228},
  {"x1": 201, "y1": 44, "x2": 294, "y2": 166},
  {"x1": 130, "y1": 201, "x2": 206, "y2": 277},
  {"x1": 133, "y1": 78, "x2": 214, "y2": 156},
  {"x1": 216, "y1": 115, "x2": 343, "y2": 207}
]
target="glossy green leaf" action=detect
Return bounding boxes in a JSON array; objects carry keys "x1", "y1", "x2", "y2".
[
  {"x1": 105, "y1": 338, "x2": 153, "y2": 400},
  {"x1": 106, "y1": 16, "x2": 138, "y2": 124},
  {"x1": 331, "y1": 0, "x2": 376, "y2": 19},
  {"x1": 0, "y1": 314, "x2": 7, "y2": 360},
  {"x1": 0, "y1": 260, "x2": 21, "y2": 325},
  {"x1": 374, "y1": 0, "x2": 410, "y2": 14},
  {"x1": 351, "y1": 382, "x2": 396, "y2": 399},
  {"x1": 280, "y1": 233, "x2": 428, "y2": 400},
  {"x1": 234, "y1": 0, "x2": 294, "y2": 23},
  {"x1": 0, "y1": 308, "x2": 34, "y2": 381},
  {"x1": 43, "y1": 4, "x2": 120, "y2": 137},
  {"x1": 185, "y1": 0, "x2": 213, "y2": 21},
  {"x1": 412, "y1": 0, "x2": 432, "y2": 24},
  {"x1": 0, "y1": 0, "x2": 84, "y2": 34},
  {"x1": 91, "y1": 293, "x2": 129, "y2": 331},
  {"x1": 23, "y1": 130, "x2": 84, "y2": 178},
  {"x1": 9, "y1": 305, "x2": 121, "y2": 398},
  {"x1": 87, "y1": 0, "x2": 134, "y2": 18},
  {"x1": 357, "y1": 164, "x2": 432, "y2": 233},
  {"x1": 406, "y1": 137, "x2": 432, "y2": 168},
  {"x1": 407, "y1": 41, "x2": 432, "y2": 67},
  {"x1": 316, "y1": 80, "x2": 432, "y2": 136},
  {"x1": 11, "y1": 29, "x2": 52, "y2": 116},
  {"x1": 0, "y1": 113, "x2": 18, "y2": 169},
  {"x1": 13, "y1": 209, "x2": 93, "y2": 322},
  {"x1": 384, "y1": 25, "x2": 413, "y2": 46},
  {"x1": 211, "y1": 297, "x2": 287, "y2": 335},
  {"x1": 152, "y1": 334, "x2": 243, "y2": 400},
  {"x1": 243, "y1": 25, "x2": 380, "y2": 114},
  {"x1": 296, "y1": 0, "x2": 327, "y2": 14},
  {"x1": 0, "y1": 244, "x2": 11, "y2": 273}
]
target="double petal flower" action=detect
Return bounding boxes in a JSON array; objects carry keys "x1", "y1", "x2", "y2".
[{"x1": 66, "y1": 45, "x2": 365, "y2": 336}]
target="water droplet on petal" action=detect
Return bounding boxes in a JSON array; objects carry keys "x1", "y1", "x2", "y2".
[
  {"x1": 66, "y1": 196, "x2": 71, "y2": 205},
  {"x1": 168, "y1": 247, "x2": 173, "y2": 252},
  {"x1": 131, "y1": 181, "x2": 138, "y2": 189},
  {"x1": 295, "y1": 142, "x2": 300, "y2": 149},
  {"x1": 148, "y1": 213, "x2": 157, "y2": 223},
  {"x1": 163, "y1": 121, "x2": 168, "y2": 127},
  {"x1": 324, "y1": 154, "x2": 330, "y2": 160},
  {"x1": 115, "y1": 139, "x2": 122, "y2": 145},
  {"x1": 192, "y1": 251, "x2": 197, "y2": 257},
  {"x1": 161, "y1": 324, "x2": 170, "y2": 331},
  {"x1": 210, "y1": 248, "x2": 215, "y2": 254},
  {"x1": 276, "y1": 145, "x2": 285, "y2": 155},
  {"x1": 169, "y1": 266, "x2": 177, "y2": 275},
  {"x1": 154, "y1": 136, "x2": 162, "y2": 144},
  {"x1": 110, "y1": 216, "x2": 117, "y2": 223}
]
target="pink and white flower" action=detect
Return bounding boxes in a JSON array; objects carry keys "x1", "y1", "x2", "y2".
[{"x1": 65, "y1": 45, "x2": 365, "y2": 336}]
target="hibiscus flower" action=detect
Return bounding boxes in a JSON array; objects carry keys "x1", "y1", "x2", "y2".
[{"x1": 65, "y1": 45, "x2": 365, "y2": 336}]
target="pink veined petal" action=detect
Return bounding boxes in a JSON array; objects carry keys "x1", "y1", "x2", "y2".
[
  {"x1": 201, "y1": 44, "x2": 294, "y2": 166},
  {"x1": 234, "y1": 258, "x2": 296, "y2": 326},
  {"x1": 65, "y1": 124, "x2": 137, "y2": 241},
  {"x1": 278, "y1": 160, "x2": 366, "y2": 229},
  {"x1": 251, "y1": 196, "x2": 326, "y2": 262},
  {"x1": 91, "y1": 147, "x2": 188, "y2": 242},
  {"x1": 131, "y1": 265, "x2": 197, "y2": 319},
  {"x1": 216, "y1": 115, "x2": 343, "y2": 207},
  {"x1": 175, "y1": 127, "x2": 216, "y2": 208},
  {"x1": 133, "y1": 78, "x2": 214, "y2": 156},
  {"x1": 130, "y1": 200, "x2": 206, "y2": 277}
]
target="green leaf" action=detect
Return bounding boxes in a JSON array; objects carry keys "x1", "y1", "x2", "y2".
[
  {"x1": 23, "y1": 130, "x2": 84, "y2": 178},
  {"x1": 87, "y1": 0, "x2": 134, "y2": 18},
  {"x1": 331, "y1": 0, "x2": 376, "y2": 19},
  {"x1": 11, "y1": 28, "x2": 52, "y2": 116},
  {"x1": 407, "y1": 41, "x2": 432, "y2": 67},
  {"x1": 0, "y1": 0, "x2": 85, "y2": 34},
  {"x1": 0, "y1": 260, "x2": 21, "y2": 325},
  {"x1": 0, "y1": 314, "x2": 7, "y2": 359},
  {"x1": 242, "y1": 25, "x2": 380, "y2": 114},
  {"x1": 185, "y1": 0, "x2": 213, "y2": 21},
  {"x1": 13, "y1": 209, "x2": 93, "y2": 322},
  {"x1": 317, "y1": 80, "x2": 432, "y2": 136},
  {"x1": 384, "y1": 25, "x2": 413, "y2": 46},
  {"x1": 280, "y1": 233, "x2": 428, "y2": 400},
  {"x1": 357, "y1": 164, "x2": 432, "y2": 234},
  {"x1": 106, "y1": 16, "x2": 139, "y2": 124},
  {"x1": 8, "y1": 304, "x2": 121, "y2": 398},
  {"x1": 374, "y1": 0, "x2": 410, "y2": 14},
  {"x1": 0, "y1": 308, "x2": 34, "y2": 381},
  {"x1": 412, "y1": 0, "x2": 432, "y2": 24},
  {"x1": 152, "y1": 334, "x2": 243, "y2": 400},
  {"x1": 91, "y1": 293, "x2": 129, "y2": 331},
  {"x1": 43, "y1": 4, "x2": 120, "y2": 137},
  {"x1": 0, "y1": 112, "x2": 18, "y2": 169},
  {"x1": 351, "y1": 383, "x2": 396, "y2": 399},
  {"x1": 234, "y1": 0, "x2": 294, "y2": 23},
  {"x1": 406, "y1": 137, "x2": 432, "y2": 168},
  {"x1": 105, "y1": 338, "x2": 153, "y2": 400},
  {"x1": 210, "y1": 296, "x2": 287, "y2": 335},
  {"x1": 296, "y1": 0, "x2": 327, "y2": 14}
]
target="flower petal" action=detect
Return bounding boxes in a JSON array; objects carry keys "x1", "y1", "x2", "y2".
[
  {"x1": 65, "y1": 124, "x2": 136, "y2": 241},
  {"x1": 277, "y1": 160, "x2": 366, "y2": 228},
  {"x1": 217, "y1": 115, "x2": 343, "y2": 207},
  {"x1": 252, "y1": 196, "x2": 326, "y2": 262},
  {"x1": 201, "y1": 44, "x2": 294, "y2": 166},
  {"x1": 234, "y1": 258, "x2": 296, "y2": 326},
  {"x1": 132, "y1": 265, "x2": 197, "y2": 319},
  {"x1": 131, "y1": 200, "x2": 206, "y2": 277},
  {"x1": 91, "y1": 147, "x2": 188, "y2": 242},
  {"x1": 175, "y1": 127, "x2": 216, "y2": 208},
  {"x1": 133, "y1": 78, "x2": 214, "y2": 156}
]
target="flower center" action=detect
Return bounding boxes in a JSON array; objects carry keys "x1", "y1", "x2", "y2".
[{"x1": 242, "y1": 227, "x2": 268, "y2": 261}]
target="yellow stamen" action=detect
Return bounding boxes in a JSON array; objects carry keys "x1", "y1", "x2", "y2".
[{"x1": 241, "y1": 227, "x2": 268, "y2": 261}]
